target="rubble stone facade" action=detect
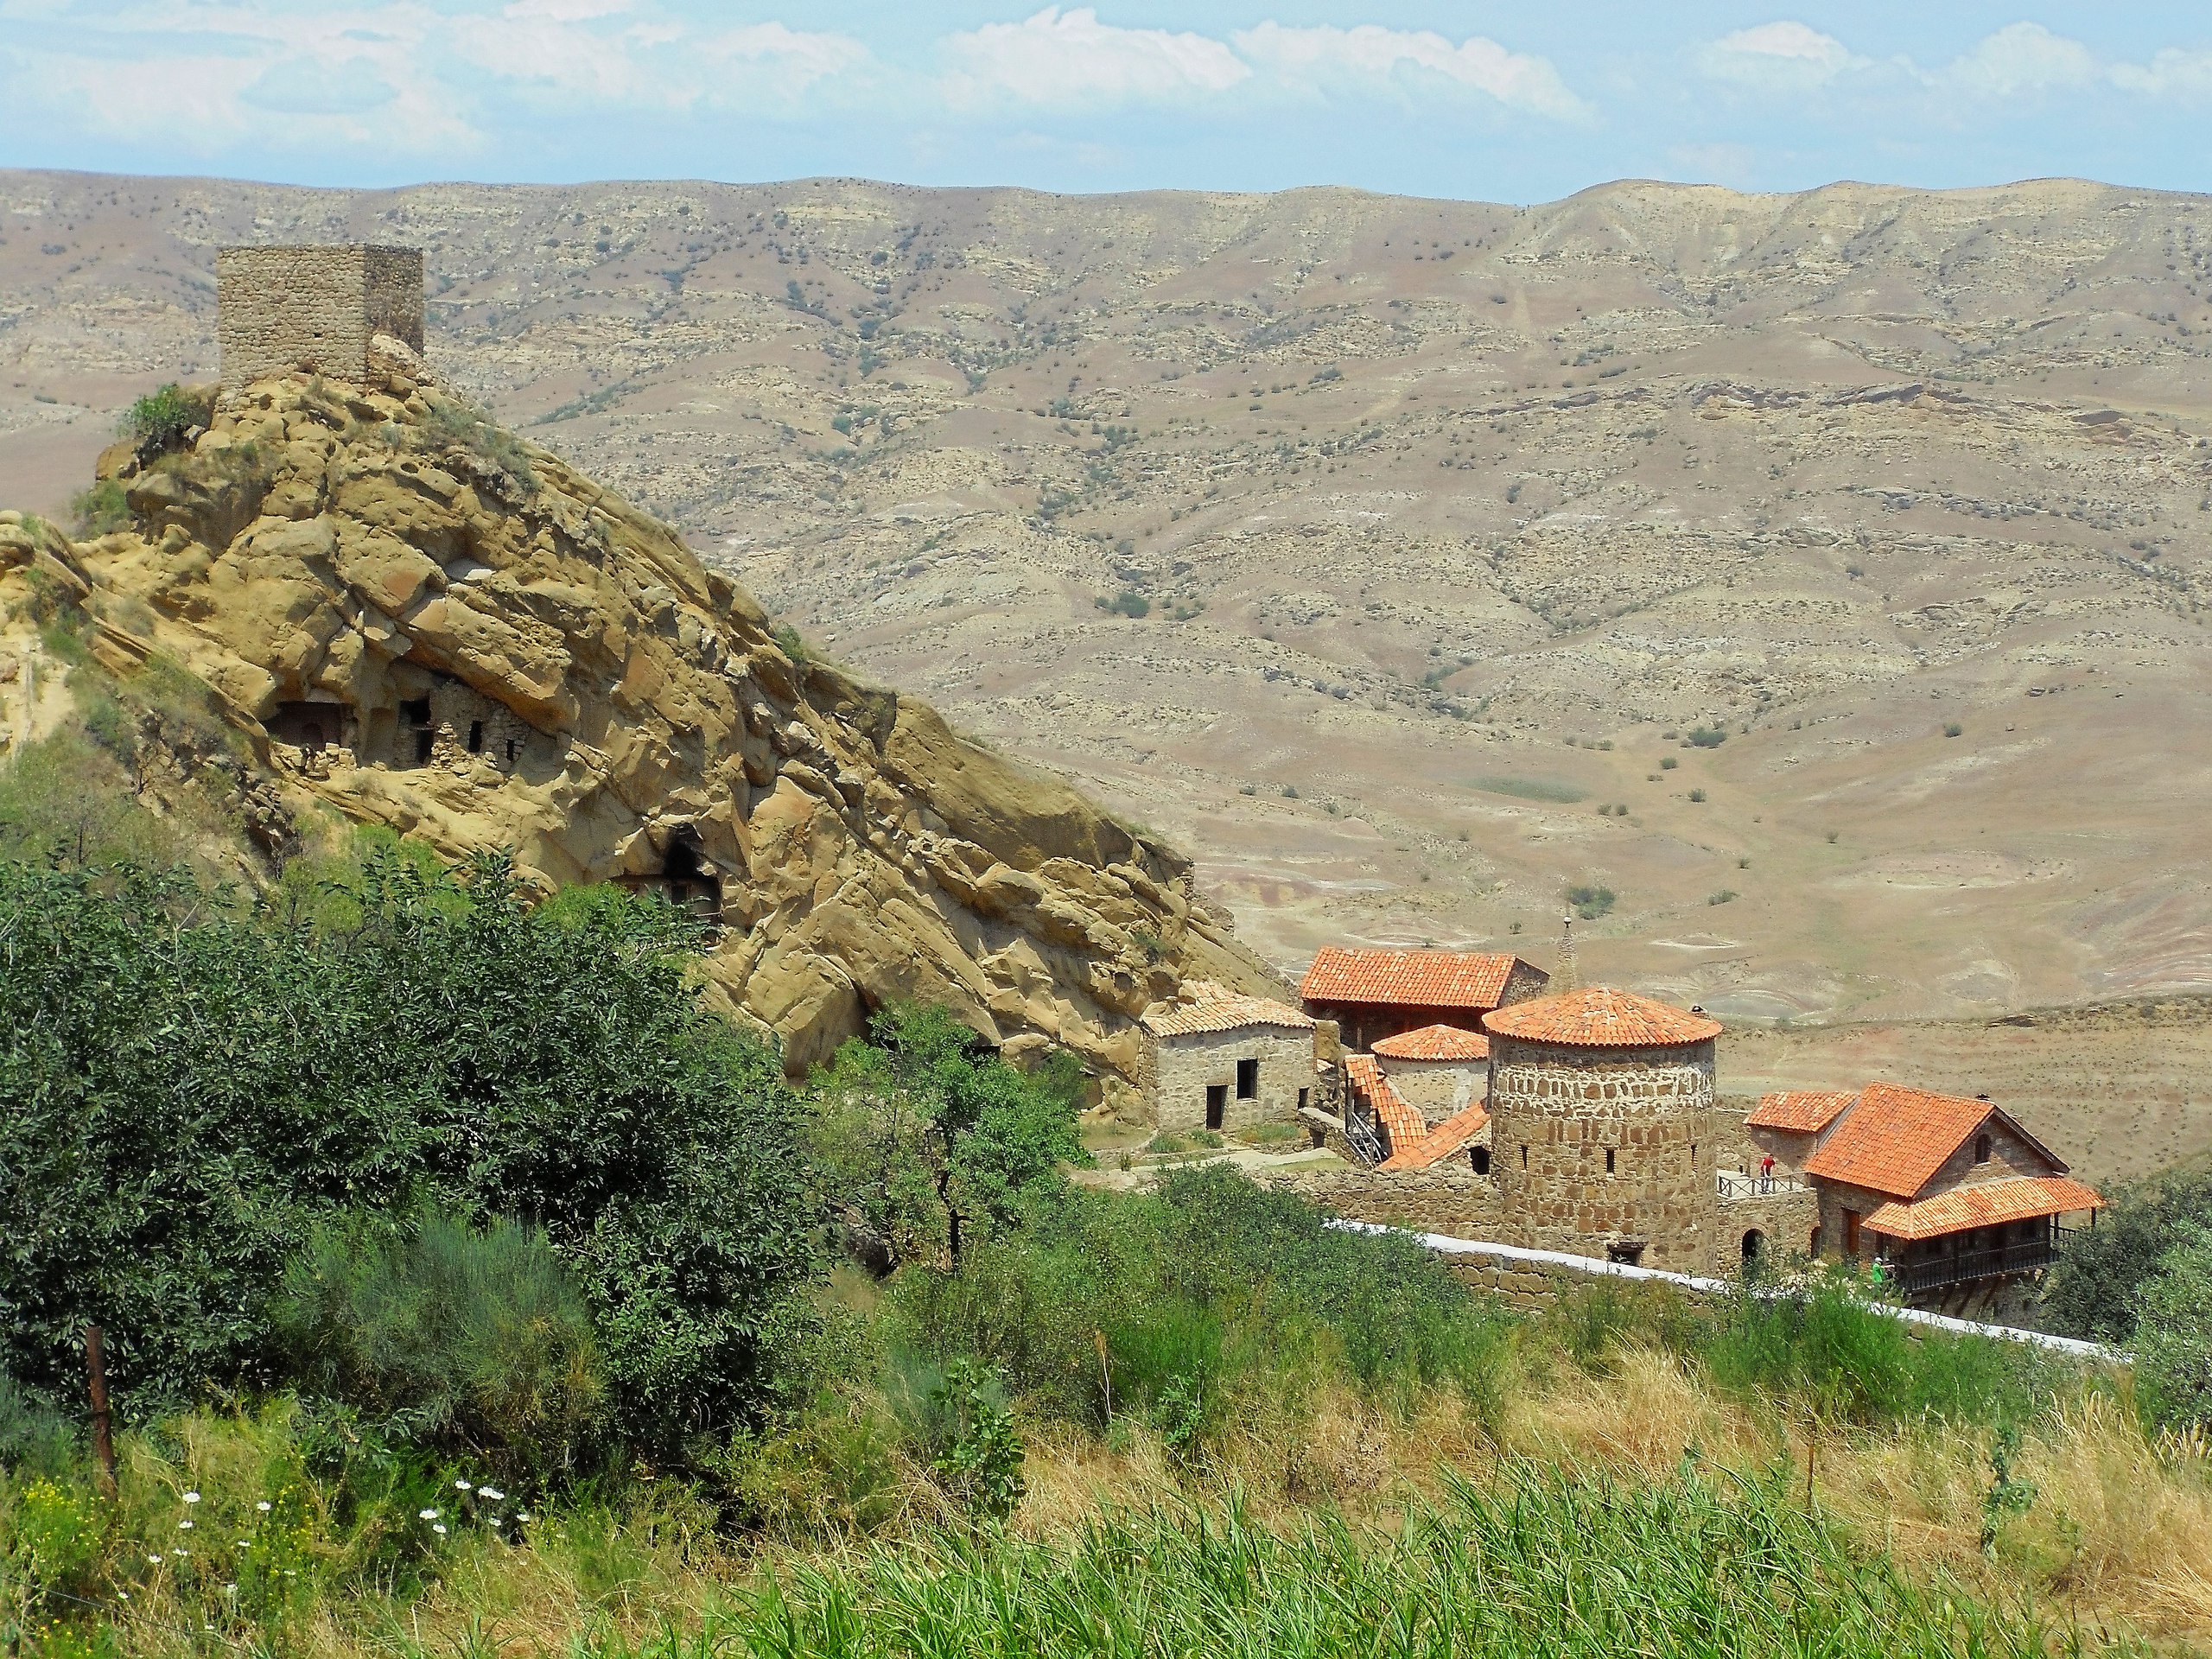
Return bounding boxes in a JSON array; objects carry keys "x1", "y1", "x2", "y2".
[
  {"x1": 1488, "y1": 1033, "x2": 1717, "y2": 1273},
  {"x1": 1142, "y1": 1023, "x2": 1316, "y2": 1138},
  {"x1": 217, "y1": 245, "x2": 424, "y2": 387}
]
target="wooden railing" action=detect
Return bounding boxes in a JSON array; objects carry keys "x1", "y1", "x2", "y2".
[
  {"x1": 1887, "y1": 1239, "x2": 2056, "y2": 1296},
  {"x1": 1716, "y1": 1171, "x2": 1808, "y2": 1200}
]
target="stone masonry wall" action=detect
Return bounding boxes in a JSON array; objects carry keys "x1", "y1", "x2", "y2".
[
  {"x1": 218, "y1": 245, "x2": 424, "y2": 387},
  {"x1": 1265, "y1": 1165, "x2": 1503, "y2": 1240},
  {"x1": 1489, "y1": 1035, "x2": 1718, "y2": 1274},
  {"x1": 1149, "y1": 1024, "x2": 1314, "y2": 1137}
]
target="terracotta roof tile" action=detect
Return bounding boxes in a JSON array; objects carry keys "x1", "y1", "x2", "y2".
[
  {"x1": 1864, "y1": 1175, "x2": 2103, "y2": 1241},
  {"x1": 1300, "y1": 948, "x2": 1534, "y2": 1011},
  {"x1": 1141, "y1": 981, "x2": 1313, "y2": 1039},
  {"x1": 1802, "y1": 1081, "x2": 2028, "y2": 1200},
  {"x1": 1372, "y1": 1023, "x2": 1491, "y2": 1062},
  {"x1": 1747, "y1": 1090, "x2": 1857, "y2": 1134},
  {"x1": 1346, "y1": 1053, "x2": 1427, "y2": 1158},
  {"x1": 1483, "y1": 986, "x2": 1722, "y2": 1048},
  {"x1": 1378, "y1": 1098, "x2": 1491, "y2": 1172}
]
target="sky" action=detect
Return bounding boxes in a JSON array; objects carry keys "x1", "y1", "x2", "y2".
[{"x1": 3, "y1": 1, "x2": 2212, "y2": 203}]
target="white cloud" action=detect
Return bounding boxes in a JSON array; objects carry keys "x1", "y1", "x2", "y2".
[
  {"x1": 703, "y1": 21, "x2": 868, "y2": 91},
  {"x1": 1699, "y1": 21, "x2": 1863, "y2": 89},
  {"x1": 1233, "y1": 21, "x2": 1586, "y2": 119},
  {"x1": 2112, "y1": 47, "x2": 2212, "y2": 101},
  {"x1": 942, "y1": 7, "x2": 1250, "y2": 109},
  {"x1": 1941, "y1": 21, "x2": 2098, "y2": 99}
]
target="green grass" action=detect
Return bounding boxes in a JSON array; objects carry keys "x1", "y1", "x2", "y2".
[
  {"x1": 598, "y1": 1468, "x2": 2046, "y2": 1658},
  {"x1": 1472, "y1": 775, "x2": 1587, "y2": 804}
]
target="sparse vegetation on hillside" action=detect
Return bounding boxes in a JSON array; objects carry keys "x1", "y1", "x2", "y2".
[{"x1": 1566, "y1": 882, "x2": 1615, "y2": 919}]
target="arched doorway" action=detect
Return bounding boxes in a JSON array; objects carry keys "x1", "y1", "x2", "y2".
[{"x1": 1740, "y1": 1228, "x2": 1765, "y2": 1265}]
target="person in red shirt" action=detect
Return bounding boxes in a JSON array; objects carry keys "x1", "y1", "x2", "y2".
[{"x1": 1759, "y1": 1152, "x2": 1776, "y2": 1192}]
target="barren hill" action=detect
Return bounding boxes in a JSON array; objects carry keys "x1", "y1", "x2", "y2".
[{"x1": 6, "y1": 168, "x2": 2212, "y2": 1026}]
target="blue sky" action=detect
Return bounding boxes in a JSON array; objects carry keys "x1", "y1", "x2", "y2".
[{"x1": 3, "y1": 1, "x2": 2209, "y2": 201}]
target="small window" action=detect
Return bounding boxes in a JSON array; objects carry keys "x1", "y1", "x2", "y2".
[
  {"x1": 400, "y1": 696, "x2": 431, "y2": 727},
  {"x1": 1520, "y1": 1144, "x2": 1528, "y2": 1169},
  {"x1": 467, "y1": 720, "x2": 485, "y2": 753},
  {"x1": 1605, "y1": 1242, "x2": 1645, "y2": 1267},
  {"x1": 1605, "y1": 1147, "x2": 1616, "y2": 1174},
  {"x1": 1471, "y1": 1145, "x2": 1491, "y2": 1175},
  {"x1": 1974, "y1": 1133, "x2": 1992, "y2": 1165},
  {"x1": 1205, "y1": 1084, "x2": 1227, "y2": 1130},
  {"x1": 1236, "y1": 1057, "x2": 1259, "y2": 1099},
  {"x1": 1296, "y1": 1087, "x2": 1309, "y2": 1112},
  {"x1": 505, "y1": 738, "x2": 520, "y2": 764}
]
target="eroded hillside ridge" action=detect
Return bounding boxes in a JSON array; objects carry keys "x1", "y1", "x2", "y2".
[{"x1": 11, "y1": 371, "x2": 1279, "y2": 1089}]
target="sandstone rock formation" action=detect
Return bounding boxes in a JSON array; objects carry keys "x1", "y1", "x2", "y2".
[{"x1": 7, "y1": 372, "x2": 1281, "y2": 1094}]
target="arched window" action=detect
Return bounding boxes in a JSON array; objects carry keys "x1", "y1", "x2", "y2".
[{"x1": 1974, "y1": 1133, "x2": 1992, "y2": 1165}]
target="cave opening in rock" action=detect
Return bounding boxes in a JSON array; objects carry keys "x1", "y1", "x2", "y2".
[{"x1": 268, "y1": 700, "x2": 349, "y2": 754}]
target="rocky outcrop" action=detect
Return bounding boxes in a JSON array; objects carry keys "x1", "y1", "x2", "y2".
[{"x1": 18, "y1": 373, "x2": 1281, "y2": 1096}]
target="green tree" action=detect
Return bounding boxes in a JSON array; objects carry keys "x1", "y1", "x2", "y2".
[
  {"x1": 2042, "y1": 1165, "x2": 2212, "y2": 1342},
  {"x1": 2132, "y1": 1224, "x2": 2212, "y2": 1432},
  {"x1": 810, "y1": 1003, "x2": 1087, "y2": 1270},
  {"x1": 0, "y1": 848, "x2": 818, "y2": 1452}
]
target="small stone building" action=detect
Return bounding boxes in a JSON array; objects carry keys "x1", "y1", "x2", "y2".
[
  {"x1": 1300, "y1": 947, "x2": 1548, "y2": 1050},
  {"x1": 1482, "y1": 986, "x2": 1722, "y2": 1272},
  {"x1": 217, "y1": 245, "x2": 424, "y2": 387},
  {"x1": 1138, "y1": 982, "x2": 1317, "y2": 1137}
]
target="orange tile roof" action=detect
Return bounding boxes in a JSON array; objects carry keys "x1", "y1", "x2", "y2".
[
  {"x1": 1864, "y1": 1175, "x2": 2103, "y2": 1241},
  {"x1": 1746, "y1": 1090, "x2": 1857, "y2": 1134},
  {"x1": 1802, "y1": 1081, "x2": 2042, "y2": 1200},
  {"x1": 1300, "y1": 948, "x2": 1529, "y2": 1011},
  {"x1": 1141, "y1": 980, "x2": 1313, "y2": 1039},
  {"x1": 1372, "y1": 1023, "x2": 1490, "y2": 1062},
  {"x1": 1345, "y1": 1053, "x2": 1427, "y2": 1159},
  {"x1": 1483, "y1": 986, "x2": 1722, "y2": 1048},
  {"x1": 1378, "y1": 1099, "x2": 1491, "y2": 1172}
]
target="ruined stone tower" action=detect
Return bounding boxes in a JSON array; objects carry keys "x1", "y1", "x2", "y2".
[
  {"x1": 216, "y1": 245, "x2": 423, "y2": 387},
  {"x1": 1482, "y1": 986, "x2": 1722, "y2": 1272}
]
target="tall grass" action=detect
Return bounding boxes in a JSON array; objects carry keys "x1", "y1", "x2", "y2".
[{"x1": 602, "y1": 1468, "x2": 2047, "y2": 1659}]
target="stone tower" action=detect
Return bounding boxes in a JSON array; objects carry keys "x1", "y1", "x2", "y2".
[
  {"x1": 215, "y1": 245, "x2": 423, "y2": 387},
  {"x1": 1482, "y1": 986, "x2": 1722, "y2": 1272}
]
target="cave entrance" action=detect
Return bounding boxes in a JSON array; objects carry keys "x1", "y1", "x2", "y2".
[
  {"x1": 400, "y1": 696, "x2": 435, "y2": 765},
  {"x1": 661, "y1": 832, "x2": 724, "y2": 924},
  {"x1": 268, "y1": 700, "x2": 349, "y2": 753}
]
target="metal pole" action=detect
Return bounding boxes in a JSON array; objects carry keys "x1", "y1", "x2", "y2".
[{"x1": 84, "y1": 1324, "x2": 117, "y2": 1497}]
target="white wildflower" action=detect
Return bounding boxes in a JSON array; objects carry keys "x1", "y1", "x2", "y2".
[
  {"x1": 182, "y1": 1491, "x2": 201, "y2": 1503},
  {"x1": 516, "y1": 1510, "x2": 532, "y2": 1523},
  {"x1": 477, "y1": 1486, "x2": 505, "y2": 1502},
  {"x1": 178, "y1": 1519, "x2": 194, "y2": 1531},
  {"x1": 419, "y1": 1508, "x2": 440, "y2": 1521},
  {"x1": 454, "y1": 1479, "x2": 473, "y2": 1491},
  {"x1": 256, "y1": 1500, "x2": 272, "y2": 1512},
  {"x1": 148, "y1": 1555, "x2": 163, "y2": 1567},
  {"x1": 432, "y1": 1523, "x2": 448, "y2": 1535}
]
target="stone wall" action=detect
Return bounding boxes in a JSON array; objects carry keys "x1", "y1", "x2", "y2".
[
  {"x1": 1489, "y1": 1034, "x2": 1718, "y2": 1274},
  {"x1": 217, "y1": 245, "x2": 424, "y2": 387},
  {"x1": 1376, "y1": 1056, "x2": 1484, "y2": 1123},
  {"x1": 1268, "y1": 1165, "x2": 1503, "y2": 1240},
  {"x1": 1718, "y1": 1183, "x2": 1821, "y2": 1268},
  {"x1": 1147, "y1": 1024, "x2": 1314, "y2": 1136}
]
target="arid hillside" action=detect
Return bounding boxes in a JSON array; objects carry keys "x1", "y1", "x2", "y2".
[{"x1": 6, "y1": 168, "x2": 2212, "y2": 1029}]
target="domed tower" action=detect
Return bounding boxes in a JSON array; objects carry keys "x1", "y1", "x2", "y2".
[{"x1": 1482, "y1": 987, "x2": 1723, "y2": 1272}]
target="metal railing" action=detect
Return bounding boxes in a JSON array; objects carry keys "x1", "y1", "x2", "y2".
[
  {"x1": 1716, "y1": 1171, "x2": 1808, "y2": 1200},
  {"x1": 1885, "y1": 1240, "x2": 2056, "y2": 1297}
]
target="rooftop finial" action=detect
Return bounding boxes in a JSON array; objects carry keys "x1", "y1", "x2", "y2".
[{"x1": 1556, "y1": 912, "x2": 1580, "y2": 992}]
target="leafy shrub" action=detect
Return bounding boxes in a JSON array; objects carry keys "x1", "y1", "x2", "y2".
[
  {"x1": 2126, "y1": 1224, "x2": 2212, "y2": 1431},
  {"x1": 1095, "y1": 590, "x2": 1150, "y2": 619},
  {"x1": 122, "y1": 383, "x2": 213, "y2": 452},
  {"x1": 1659, "y1": 756, "x2": 1679, "y2": 770},
  {"x1": 1566, "y1": 883, "x2": 1615, "y2": 920},
  {"x1": 1688, "y1": 787, "x2": 1707, "y2": 802},
  {"x1": 2043, "y1": 1165, "x2": 2212, "y2": 1342},
  {"x1": 1686, "y1": 726, "x2": 1726, "y2": 748},
  {"x1": 1944, "y1": 721, "x2": 1964, "y2": 738},
  {"x1": 418, "y1": 397, "x2": 539, "y2": 495},
  {"x1": 0, "y1": 849, "x2": 818, "y2": 1452},
  {"x1": 68, "y1": 478, "x2": 130, "y2": 537},
  {"x1": 272, "y1": 1206, "x2": 606, "y2": 1478}
]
